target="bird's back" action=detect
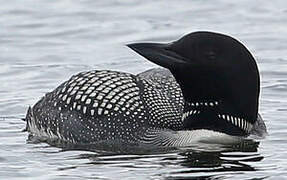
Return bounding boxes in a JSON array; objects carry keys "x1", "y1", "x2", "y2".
[{"x1": 26, "y1": 68, "x2": 185, "y2": 145}]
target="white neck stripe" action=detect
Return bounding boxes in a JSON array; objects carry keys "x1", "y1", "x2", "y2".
[
  {"x1": 218, "y1": 114, "x2": 253, "y2": 133},
  {"x1": 181, "y1": 110, "x2": 253, "y2": 133}
]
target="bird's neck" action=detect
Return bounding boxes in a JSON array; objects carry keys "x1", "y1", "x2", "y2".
[{"x1": 182, "y1": 100, "x2": 253, "y2": 136}]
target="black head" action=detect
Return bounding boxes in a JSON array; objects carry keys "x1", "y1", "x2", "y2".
[{"x1": 128, "y1": 31, "x2": 260, "y2": 136}]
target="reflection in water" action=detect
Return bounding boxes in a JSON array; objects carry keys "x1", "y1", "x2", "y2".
[
  {"x1": 29, "y1": 136, "x2": 264, "y2": 179},
  {"x1": 165, "y1": 141, "x2": 264, "y2": 179}
]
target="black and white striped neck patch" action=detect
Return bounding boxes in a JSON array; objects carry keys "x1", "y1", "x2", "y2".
[
  {"x1": 217, "y1": 114, "x2": 253, "y2": 133},
  {"x1": 181, "y1": 105, "x2": 253, "y2": 133}
]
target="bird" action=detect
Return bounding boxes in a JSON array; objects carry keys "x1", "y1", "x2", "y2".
[{"x1": 25, "y1": 31, "x2": 267, "y2": 147}]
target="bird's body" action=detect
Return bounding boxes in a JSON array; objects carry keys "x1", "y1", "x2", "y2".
[
  {"x1": 26, "y1": 68, "x2": 185, "y2": 145},
  {"x1": 25, "y1": 31, "x2": 267, "y2": 148}
]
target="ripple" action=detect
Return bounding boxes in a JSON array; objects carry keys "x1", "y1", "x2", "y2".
[{"x1": 0, "y1": 0, "x2": 287, "y2": 179}]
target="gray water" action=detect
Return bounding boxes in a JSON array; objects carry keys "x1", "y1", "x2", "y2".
[{"x1": 1, "y1": 0, "x2": 287, "y2": 179}]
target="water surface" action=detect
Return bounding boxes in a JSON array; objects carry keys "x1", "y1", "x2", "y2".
[{"x1": 1, "y1": 0, "x2": 287, "y2": 179}]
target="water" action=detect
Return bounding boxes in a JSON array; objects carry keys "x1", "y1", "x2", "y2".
[{"x1": 1, "y1": 0, "x2": 287, "y2": 179}]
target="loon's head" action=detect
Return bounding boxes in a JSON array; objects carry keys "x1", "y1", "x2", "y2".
[{"x1": 128, "y1": 31, "x2": 260, "y2": 136}]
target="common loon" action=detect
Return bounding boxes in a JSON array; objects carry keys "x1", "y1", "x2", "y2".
[{"x1": 25, "y1": 31, "x2": 267, "y2": 147}]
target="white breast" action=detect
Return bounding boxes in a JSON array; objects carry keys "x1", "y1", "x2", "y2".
[{"x1": 140, "y1": 128, "x2": 242, "y2": 147}]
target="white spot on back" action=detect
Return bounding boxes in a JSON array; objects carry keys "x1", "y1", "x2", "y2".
[
  {"x1": 106, "y1": 104, "x2": 112, "y2": 109},
  {"x1": 66, "y1": 97, "x2": 71, "y2": 104},
  {"x1": 90, "y1": 92, "x2": 97, "y2": 97},
  {"x1": 91, "y1": 109, "x2": 95, "y2": 116},
  {"x1": 93, "y1": 102, "x2": 98, "y2": 107},
  {"x1": 98, "y1": 108, "x2": 103, "y2": 115},
  {"x1": 85, "y1": 98, "x2": 91, "y2": 105},
  {"x1": 96, "y1": 95, "x2": 103, "y2": 100},
  {"x1": 81, "y1": 95, "x2": 87, "y2": 102},
  {"x1": 75, "y1": 94, "x2": 81, "y2": 100},
  {"x1": 62, "y1": 94, "x2": 67, "y2": 101}
]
